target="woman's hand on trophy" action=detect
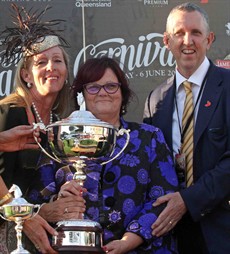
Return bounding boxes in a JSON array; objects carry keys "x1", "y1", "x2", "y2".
[
  {"x1": 58, "y1": 179, "x2": 87, "y2": 199},
  {"x1": 103, "y1": 232, "x2": 143, "y2": 254},
  {"x1": 0, "y1": 125, "x2": 41, "y2": 152},
  {"x1": 23, "y1": 214, "x2": 58, "y2": 254},
  {"x1": 39, "y1": 196, "x2": 86, "y2": 222}
]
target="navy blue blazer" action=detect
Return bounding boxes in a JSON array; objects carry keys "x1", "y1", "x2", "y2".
[{"x1": 143, "y1": 61, "x2": 230, "y2": 253}]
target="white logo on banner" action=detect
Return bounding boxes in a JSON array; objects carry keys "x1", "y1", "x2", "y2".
[
  {"x1": 75, "y1": 0, "x2": 112, "y2": 8},
  {"x1": 137, "y1": 0, "x2": 168, "y2": 7},
  {"x1": 225, "y1": 23, "x2": 230, "y2": 36},
  {"x1": 73, "y1": 32, "x2": 175, "y2": 79}
]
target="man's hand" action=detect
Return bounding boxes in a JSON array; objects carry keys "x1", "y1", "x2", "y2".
[
  {"x1": 0, "y1": 125, "x2": 40, "y2": 152},
  {"x1": 23, "y1": 214, "x2": 58, "y2": 254},
  {"x1": 152, "y1": 192, "x2": 187, "y2": 237}
]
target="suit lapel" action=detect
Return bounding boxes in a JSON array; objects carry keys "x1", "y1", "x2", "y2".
[
  {"x1": 194, "y1": 64, "x2": 223, "y2": 148},
  {"x1": 155, "y1": 77, "x2": 175, "y2": 150}
]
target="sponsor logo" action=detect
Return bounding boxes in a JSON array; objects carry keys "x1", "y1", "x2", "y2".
[
  {"x1": 137, "y1": 0, "x2": 168, "y2": 7},
  {"x1": 75, "y1": 0, "x2": 112, "y2": 8},
  {"x1": 216, "y1": 55, "x2": 230, "y2": 69}
]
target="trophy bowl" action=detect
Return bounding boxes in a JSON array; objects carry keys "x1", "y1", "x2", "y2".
[
  {"x1": 1, "y1": 204, "x2": 36, "y2": 221},
  {"x1": 47, "y1": 110, "x2": 117, "y2": 162},
  {"x1": 34, "y1": 110, "x2": 130, "y2": 253}
]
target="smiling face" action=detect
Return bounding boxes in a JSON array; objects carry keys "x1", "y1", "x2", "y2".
[
  {"x1": 21, "y1": 46, "x2": 67, "y2": 99},
  {"x1": 163, "y1": 10, "x2": 214, "y2": 78},
  {"x1": 84, "y1": 68, "x2": 122, "y2": 126}
]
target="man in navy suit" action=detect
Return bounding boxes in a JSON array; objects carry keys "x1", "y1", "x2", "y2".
[{"x1": 143, "y1": 2, "x2": 230, "y2": 254}]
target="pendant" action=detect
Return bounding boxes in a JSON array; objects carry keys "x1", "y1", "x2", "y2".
[{"x1": 33, "y1": 122, "x2": 46, "y2": 130}]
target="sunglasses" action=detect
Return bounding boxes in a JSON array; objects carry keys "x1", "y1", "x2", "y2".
[{"x1": 83, "y1": 82, "x2": 121, "y2": 95}]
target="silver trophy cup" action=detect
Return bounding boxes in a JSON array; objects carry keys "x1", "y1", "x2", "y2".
[
  {"x1": 0, "y1": 185, "x2": 40, "y2": 254},
  {"x1": 34, "y1": 110, "x2": 130, "y2": 253}
]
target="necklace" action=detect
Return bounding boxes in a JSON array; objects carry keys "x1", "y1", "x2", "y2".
[{"x1": 32, "y1": 102, "x2": 53, "y2": 130}]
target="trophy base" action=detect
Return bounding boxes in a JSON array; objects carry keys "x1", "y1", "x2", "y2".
[
  {"x1": 52, "y1": 246, "x2": 104, "y2": 254},
  {"x1": 52, "y1": 219, "x2": 105, "y2": 254},
  {"x1": 11, "y1": 249, "x2": 30, "y2": 254}
]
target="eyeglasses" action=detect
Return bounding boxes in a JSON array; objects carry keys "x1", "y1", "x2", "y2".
[{"x1": 83, "y1": 82, "x2": 121, "y2": 95}]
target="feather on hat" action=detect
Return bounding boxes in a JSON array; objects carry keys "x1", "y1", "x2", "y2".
[{"x1": 0, "y1": 3, "x2": 69, "y2": 64}]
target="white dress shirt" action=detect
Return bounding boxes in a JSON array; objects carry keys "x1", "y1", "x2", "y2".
[{"x1": 172, "y1": 57, "x2": 210, "y2": 156}]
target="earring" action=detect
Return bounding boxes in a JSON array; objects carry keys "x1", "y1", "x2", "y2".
[
  {"x1": 27, "y1": 83, "x2": 32, "y2": 89},
  {"x1": 64, "y1": 79, "x2": 68, "y2": 85},
  {"x1": 121, "y1": 105, "x2": 126, "y2": 115}
]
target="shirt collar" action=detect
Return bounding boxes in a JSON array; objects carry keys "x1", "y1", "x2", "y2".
[{"x1": 175, "y1": 57, "x2": 210, "y2": 91}]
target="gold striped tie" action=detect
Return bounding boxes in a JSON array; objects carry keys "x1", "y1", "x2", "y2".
[{"x1": 181, "y1": 81, "x2": 194, "y2": 187}]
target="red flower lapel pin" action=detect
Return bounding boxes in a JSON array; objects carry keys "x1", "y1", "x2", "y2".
[{"x1": 205, "y1": 100, "x2": 211, "y2": 107}]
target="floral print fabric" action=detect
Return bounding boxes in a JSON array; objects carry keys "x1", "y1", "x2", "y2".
[{"x1": 27, "y1": 118, "x2": 178, "y2": 253}]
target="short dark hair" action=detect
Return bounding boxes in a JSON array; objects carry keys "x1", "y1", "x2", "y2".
[{"x1": 72, "y1": 57, "x2": 135, "y2": 115}]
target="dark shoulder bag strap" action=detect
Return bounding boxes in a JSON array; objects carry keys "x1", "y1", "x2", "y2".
[{"x1": 0, "y1": 104, "x2": 10, "y2": 174}]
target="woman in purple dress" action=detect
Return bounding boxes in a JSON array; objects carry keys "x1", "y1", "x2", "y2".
[{"x1": 56, "y1": 57, "x2": 179, "y2": 253}]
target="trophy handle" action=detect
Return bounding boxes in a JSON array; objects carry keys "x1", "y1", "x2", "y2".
[
  {"x1": 0, "y1": 207, "x2": 11, "y2": 221},
  {"x1": 101, "y1": 128, "x2": 130, "y2": 165},
  {"x1": 30, "y1": 204, "x2": 41, "y2": 220},
  {"x1": 33, "y1": 129, "x2": 62, "y2": 164}
]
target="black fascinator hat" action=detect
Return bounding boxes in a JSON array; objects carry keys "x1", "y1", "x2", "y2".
[{"x1": 0, "y1": 3, "x2": 69, "y2": 64}]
